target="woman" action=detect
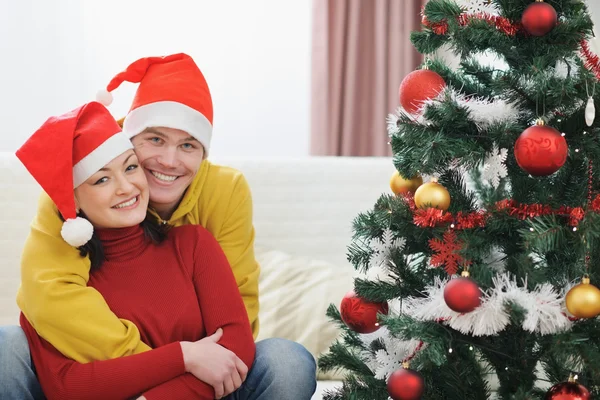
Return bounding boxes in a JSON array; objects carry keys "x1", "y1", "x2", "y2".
[{"x1": 15, "y1": 101, "x2": 255, "y2": 400}]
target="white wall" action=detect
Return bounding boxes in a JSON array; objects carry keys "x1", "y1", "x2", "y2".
[
  {"x1": 0, "y1": 0, "x2": 312, "y2": 157},
  {"x1": 589, "y1": 0, "x2": 600, "y2": 54}
]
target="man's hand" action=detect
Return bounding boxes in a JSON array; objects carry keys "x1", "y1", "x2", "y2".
[{"x1": 180, "y1": 328, "x2": 248, "y2": 398}]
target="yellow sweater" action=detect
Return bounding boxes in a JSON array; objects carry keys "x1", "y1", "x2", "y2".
[{"x1": 17, "y1": 160, "x2": 260, "y2": 363}]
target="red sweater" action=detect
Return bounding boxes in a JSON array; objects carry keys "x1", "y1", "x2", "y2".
[{"x1": 20, "y1": 224, "x2": 255, "y2": 400}]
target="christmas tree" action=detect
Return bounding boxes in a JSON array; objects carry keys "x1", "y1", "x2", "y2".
[{"x1": 318, "y1": 0, "x2": 600, "y2": 399}]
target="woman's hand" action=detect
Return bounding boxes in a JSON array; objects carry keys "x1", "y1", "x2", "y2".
[{"x1": 180, "y1": 328, "x2": 248, "y2": 398}]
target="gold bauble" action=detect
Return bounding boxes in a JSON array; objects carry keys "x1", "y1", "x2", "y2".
[
  {"x1": 390, "y1": 171, "x2": 423, "y2": 195},
  {"x1": 565, "y1": 277, "x2": 600, "y2": 318},
  {"x1": 413, "y1": 180, "x2": 451, "y2": 210}
]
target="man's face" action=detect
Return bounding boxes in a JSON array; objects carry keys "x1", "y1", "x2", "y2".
[{"x1": 131, "y1": 127, "x2": 204, "y2": 215}]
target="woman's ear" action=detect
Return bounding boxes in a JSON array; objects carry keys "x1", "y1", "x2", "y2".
[{"x1": 74, "y1": 195, "x2": 81, "y2": 214}]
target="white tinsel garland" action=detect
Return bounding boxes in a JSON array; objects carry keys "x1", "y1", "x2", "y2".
[
  {"x1": 404, "y1": 274, "x2": 572, "y2": 336},
  {"x1": 429, "y1": 89, "x2": 521, "y2": 129}
]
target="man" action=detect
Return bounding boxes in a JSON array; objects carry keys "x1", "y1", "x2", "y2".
[{"x1": 0, "y1": 53, "x2": 317, "y2": 399}]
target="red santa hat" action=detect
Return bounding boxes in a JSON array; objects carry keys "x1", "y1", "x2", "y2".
[
  {"x1": 96, "y1": 53, "x2": 213, "y2": 157},
  {"x1": 16, "y1": 102, "x2": 133, "y2": 247}
]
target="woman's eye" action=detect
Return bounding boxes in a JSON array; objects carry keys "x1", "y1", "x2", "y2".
[
  {"x1": 181, "y1": 143, "x2": 194, "y2": 150},
  {"x1": 126, "y1": 164, "x2": 138, "y2": 172},
  {"x1": 94, "y1": 177, "x2": 108, "y2": 185},
  {"x1": 150, "y1": 137, "x2": 162, "y2": 144}
]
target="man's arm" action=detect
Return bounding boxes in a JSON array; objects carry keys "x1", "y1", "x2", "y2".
[
  {"x1": 17, "y1": 192, "x2": 151, "y2": 362},
  {"x1": 217, "y1": 174, "x2": 261, "y2": 337}
]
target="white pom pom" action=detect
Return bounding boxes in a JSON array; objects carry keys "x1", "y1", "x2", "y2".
[
  {"x1": 96, "y1": 89, "x2": 113, "y2": 106},
  {"x1": 61, "y1": 217, "x2": 94, "y2": 247}
]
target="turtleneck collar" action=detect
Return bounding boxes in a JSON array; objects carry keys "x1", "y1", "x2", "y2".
[{"x1": 95, "y1": 224, "x2": 148, "y2": 261}]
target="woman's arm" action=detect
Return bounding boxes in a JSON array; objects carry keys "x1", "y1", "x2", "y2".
[{"x1": 20, "y1": 314, "x2": 184, "y2": 400}]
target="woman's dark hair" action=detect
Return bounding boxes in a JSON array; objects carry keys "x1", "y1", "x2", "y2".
[{"x1": 59, "y1": 212, "x2": 169, "y2": 270}]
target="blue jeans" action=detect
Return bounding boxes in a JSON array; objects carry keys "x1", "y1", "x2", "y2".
[{"x1": 0, "y1": 326, "x2": 317, "y2": 400}]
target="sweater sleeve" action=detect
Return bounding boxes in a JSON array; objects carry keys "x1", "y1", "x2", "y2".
[
  {"x1": 142, "y1": 227, "x2": 257, "y2": 400},
  {"x1": 190, "y1": 225, "x2": 256, "y2": 369},
  {"x1": 20, "y1": 314, "x2": 184, "y2": 400},
  {"x1": 17, "y1": 192, "x2": 151, "y2": 362},
  {"x1": 217, "y1": 173, "x2": 261, "y2": 337},
  {"x1": 142, "y1": 374, "x2": 213, "y2": 400}
]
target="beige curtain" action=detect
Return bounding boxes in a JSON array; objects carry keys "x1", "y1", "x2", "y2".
[{"x1": 311, "y1": 0, "x2": 424, "y2": 156}]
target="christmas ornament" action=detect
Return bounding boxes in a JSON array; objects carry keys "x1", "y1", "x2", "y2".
[
  {"x1": 369, "y1": 228, "x2": 406, "y2": 268},
  {"x1": 585, "y1": 97, "x2": 595, "y2": 127},
  {"x1": 514, "y1": 120, "x2": 568, "y2": 176},
  {"x1": 457, "y1": 0, "x2": 499, "y2": 15},
  {"x1": 429, "y1": 230, "x2": 471, "y2": 275},
  {"x1": 585, "y1": 81, "x2": 595, "y2": 127},
  {"x1": 481, "y1": 145, "x2": 508, "y2": 188},
  {"x1": 545, "y1": 375, "x2": 590, "y2": 400},
  {"x1": 414, "y1": 179, "x2": 451, "y2": 210},
  {"x1": 390, "y1": 171, "x2": 423, "y2": 195},
  {"x1": 387, "y1": 364, "x2": 424, "y2": 400},
  {"x1": 565, "y1": 276, "x2": 600, "y2": 318},
  {"x1": 521, "y1": 0, "x2": 557, "y2": 37},
  {"x1": 444, "y1": 270, "x2": 482, "y2": 313},
  {"x1": 399, "y1": 69, "x2": 446, "y2": 114},
  {"x1": 367, "y1": 228, "x2": 406, "y2": 283},
  {"x1": 370, "y1": 339, "x2": 424, "y2": 381},
  {"x1": 340, "y1": 290, "x2": 389, "y2": 333}
]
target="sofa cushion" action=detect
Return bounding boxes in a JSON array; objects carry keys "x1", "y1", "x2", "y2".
[{"x1": 255, "y1": 248, "x2": 354, "y2": 380}]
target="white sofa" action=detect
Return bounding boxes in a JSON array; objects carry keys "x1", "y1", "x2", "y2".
[{"x1": 0, "y1": 152, "x2": 396, "y2": 399}]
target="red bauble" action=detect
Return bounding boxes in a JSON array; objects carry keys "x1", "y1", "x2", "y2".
[
  {"x1": 545, "y1": 381, "x2": 590, "y2": 400},
  {"x1": 399, "y1": 69, "x2": 446, "y2": 114},
  {"x1": 340, "y1": 291, "x2": 389, "y2": 333},
  {"x1": 443, "y1": 277, "x2": 481, "y2": 313},
  {"x1": 514, "y1": 124, "x2": 568, "y2": 176},
  {"x1": 521, "y1": 1, "x2": 557, "y2": 36},
  {"x1": 387, "y1": 368, "x2": 424, "y2": 400}
]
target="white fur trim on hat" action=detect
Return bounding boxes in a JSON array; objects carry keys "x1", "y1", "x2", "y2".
[
  {"x1": 122, "y1": 101, "x2": 213, "y2": 157},
  {"x1": 96, "y1": 89, "x2": 113, "y2": 106},
  {"x1": 61, "y1": 217, "x2": 94, "y2": 247},
  {"x1": 73, "y1": 132, "x2": 134, "y2": 187}
]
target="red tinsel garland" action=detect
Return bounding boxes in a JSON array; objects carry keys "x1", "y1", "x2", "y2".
[
  {"x1": 457, "y1": 12, "x2": 521, "y2": 36},
  {"x1": 580, "y1": 39, "x2": 600, "y2": 80},
  {"x1": 422, "y1": 10, "x2": 521, "y2": 37},
  {"x1": 396, "y1": 193, "x2": 600, "y2": 229},
  {"x1": 414, "y1": 208, "x2": 453, "y2": 227}
]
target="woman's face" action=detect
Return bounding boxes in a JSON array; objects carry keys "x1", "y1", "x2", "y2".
[{"x1": 74, "y1": 150, "x2": 149, "y2": 229}]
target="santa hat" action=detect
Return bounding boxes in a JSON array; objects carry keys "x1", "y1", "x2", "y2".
[
  {"x1": 96, "y1": 53, "x2": 213, "y2": 157},
  {"x1": 16, "y1": 102, "x2": 133, "y2": 247}
]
